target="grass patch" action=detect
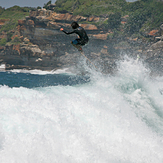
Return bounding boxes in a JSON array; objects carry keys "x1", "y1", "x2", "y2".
[
  {"x1": 0, "y1": 6, "x2": 30, "y2": 32},
  {"x1": 0, "y1": 38, "x2": 7, "y2": 46}
]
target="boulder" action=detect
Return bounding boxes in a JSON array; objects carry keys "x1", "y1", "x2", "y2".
[
  {"x1": 149, "y1": 40, "x2": 163, "y2": 50},
  {"x1": 148, "y1": 30, "x2": 159, "y2": 37},
  {"x1": 20, "y1": 44, "x2": 42, "y2": 56},
  {"x1": 18, "y1": 19, "x2": 26, "y2": 25},
  {"x1": 27, "y1": 20, "x2": 35, "y2": 27},
  {"x1": 93, "y1": 33, "x2": 108, "y2": 40},
  {"x1": 81, "y1": 24, "x2": 98, "y2": 30},
  {"x1": 23, "y1": 37, "x2": 30, "y2": 44}
]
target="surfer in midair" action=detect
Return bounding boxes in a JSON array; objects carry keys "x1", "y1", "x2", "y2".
[{"x1": 60, "y1": 21, "x2": 89, "y2": 52}]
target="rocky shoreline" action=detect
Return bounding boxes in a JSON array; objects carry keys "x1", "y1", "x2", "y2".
[{"x1": 0, "y1": 9, "x2": 163, "y2": 75}]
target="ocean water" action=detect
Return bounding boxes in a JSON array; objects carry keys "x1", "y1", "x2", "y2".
[{"x1": 0, "y1": 56, "x2": 163, "y2": 163}]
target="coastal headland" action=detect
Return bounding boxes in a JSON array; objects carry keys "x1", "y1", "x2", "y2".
[{"x1": 0, "y1": 1, "x2": 163, "y2": 75}]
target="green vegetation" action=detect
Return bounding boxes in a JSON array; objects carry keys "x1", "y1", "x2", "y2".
[
  {"x1": 0, "y1": 20, "x2": 18, "y2": 32},
  {"x1": 43, "y1": 1, "x2": 52, "y2": 10},
  {"x1": 0, "y1": 5, "x2": 31, "y2": 46},
  {"x1": 54, "y1": 0, "x2": 163, "y2": 36},
  {"x1": 0, "y1": 6, "x2": 5, "y2": 15},
  {"x1": 123, "y1": 0, "x2": 163, "y2": 34},
  {"x1": 0, "y1": 5, "x2": 30, "y2": 33},
  {"x1": 107, "y1": 12, "x2": 121, "y2": 29},
  {"x1": 0, "y1": 38, "x2": 7, "y2": 46},
  {"x1": 11, "y1": 36, "x2": 21, "y2": 44},
  {"x1": 54, "y1": 0, "x2": 126, "y2": 16}
]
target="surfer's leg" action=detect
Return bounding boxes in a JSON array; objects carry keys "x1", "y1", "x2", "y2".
[
  {"x1": 72, "y1": 44, "x2": 83, "y2": 52},
  {"x1": 71, "y1": 40, "x2": 83, "y2": 52}
]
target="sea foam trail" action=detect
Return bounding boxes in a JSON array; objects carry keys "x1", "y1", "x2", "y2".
[
  {"x1": 0, "y1": 57, "x2": 163, "y2": 163},
  {"x1": 9, "y1": 67, "x2": 73, "y2": 75}
]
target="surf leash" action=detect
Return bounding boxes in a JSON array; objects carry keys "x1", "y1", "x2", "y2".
[{"x1": 80, "y1": 51, "x2": 104, "y2": 74}]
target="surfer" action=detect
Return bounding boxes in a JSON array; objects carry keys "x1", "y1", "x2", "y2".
[{"x1": 60, "y1": 22, "x2": 89, "y2": 52}]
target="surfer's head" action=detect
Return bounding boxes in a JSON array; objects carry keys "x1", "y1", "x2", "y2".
[{"x1": 71, "y1": 22, "x2": 79, "y2": 29}]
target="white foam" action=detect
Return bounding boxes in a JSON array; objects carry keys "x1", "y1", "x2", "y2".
[
  {"x1": 9, "y1": 67, "x2": 73, "y2": 75},
  {"x1": 0, "y1": 64, "x2": 5, "y2": 71},
  {"x1": 0, "y1": 57, "x2": 163, "y2": 163}
]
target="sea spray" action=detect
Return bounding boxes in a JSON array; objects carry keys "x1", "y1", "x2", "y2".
[{"x1": 0, "y1": 57, "x2": 163, "y2": 163}]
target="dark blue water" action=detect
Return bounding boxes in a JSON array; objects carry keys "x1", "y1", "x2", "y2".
[{"x1": 0, "y1": 72, "x2": 90, "y2": 88}]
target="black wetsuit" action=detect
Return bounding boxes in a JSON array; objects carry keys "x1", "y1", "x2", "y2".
[{"x1": 62, "y1": 27, "x2": 89, "y2": 46}]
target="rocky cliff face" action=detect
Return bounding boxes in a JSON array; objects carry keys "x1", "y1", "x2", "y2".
[
  {"x1": 0, "y1": 9, "x2": 163, "y2": 75},
  {"x1": 0, "y1": 9, "x2": 110, "y2": 72}
]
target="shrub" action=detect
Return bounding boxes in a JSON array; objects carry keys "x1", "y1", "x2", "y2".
[
  {"x1": 0, "y1": 20, "x2": 18, "y2": 32},
  {"x1": 43, "y1": 1, "x2": 52, "y2": 9},
  {"x1": 37, "y1": 6, "x2": 42, "y2": 10},
  {"x1": 107, "y1": 12, "x2": 121, "y2": 29},
  {"x1": 124, "y1": 9, "x2": 151, "y2": 34},
  {"x1": 0, "y1": 38, "x2": 7, "y2": 46},
  {"x1": 7, "y1": 32, "x2": 13, "y2": 42},
  {"x1": 6, "y1": 6, "x2": 22, "y2": 12},
  {"x1": 123, "y1": 1, "x2": 144, "y2": 12},
  {"x1": 0, "y1": 6, "x2": 5, "y2": 15}
]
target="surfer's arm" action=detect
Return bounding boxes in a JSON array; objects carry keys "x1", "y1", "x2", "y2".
[{"x1": 60, "y1": 28, "x2": 75, "y2": 35}]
